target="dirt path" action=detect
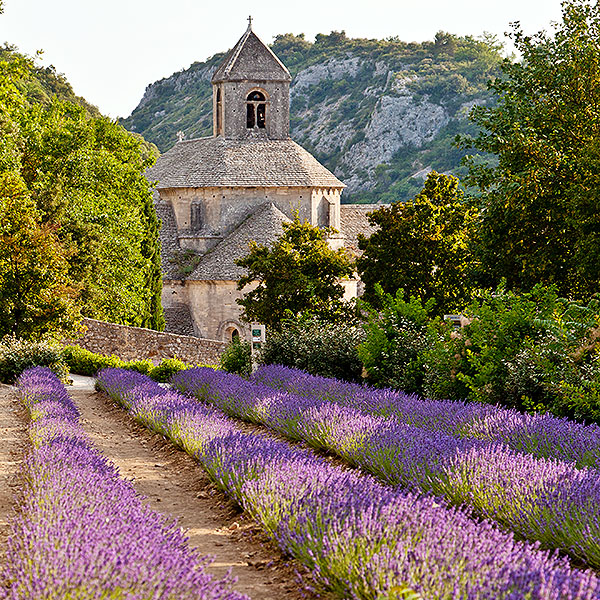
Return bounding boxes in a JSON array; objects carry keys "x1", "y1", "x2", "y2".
[
  {"x1": 70, "y1": 385, "x2": 318, "y2": 600},
  {"x1": 0, "y1": 384, "x2": 26, "y2": 565}
]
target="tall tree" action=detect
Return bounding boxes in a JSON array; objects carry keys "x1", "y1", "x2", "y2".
[
  {"x1": 356, "y1": 172, "x2": 477, "y2": 315},
  {"x1": 0, "y1": 47, "x2": 164, "y2": 332},
  {"x1": 236, "y1": 218, "x2": 354, "y2": 330},
  {"x1": 462, "y1": 0, "x2": 600, "y2": 298}
]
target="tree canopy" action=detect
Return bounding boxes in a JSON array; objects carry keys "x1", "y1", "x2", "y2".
[
  {"x1": 235, "y1": 218, "x2": 354, "y2": 330},
  {"x1": 356, "y1": 172, "x2": 477, "y2": 315},
  {"x1": 0, "y1": 47, "x2": 164, "y2": 338},
  {"x1": 462, "y1": 0, "x2": 600, "y2": 298}
]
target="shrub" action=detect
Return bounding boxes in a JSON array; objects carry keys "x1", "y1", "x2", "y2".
[
  {"x1": 260, "y1": 317, "x2": 365, "y2": 382},
  {"x1": 62, "y1": 345, "x2": 124, "y2": 376},
  {"x1": 148, "y1": 358, "x2": 189, "y2": 383},
  {"x1": 64, "y1": 346, "x2": 178, "y2": 379},
  {"x1": 220, "y1": 340, "x2": 251, "y2": 377},
  {"x1": 358, "y1": 286, "x2": 440, "y2": 393},
  {"x1": 0, "y1": 337, "x2": 69, "y2": 383}
]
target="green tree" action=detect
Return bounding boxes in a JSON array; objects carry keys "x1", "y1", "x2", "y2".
[
  {"x1": 356, "y1": 172, "x2": 477, "y2": 315},
  {"x1": 236, "y1": 218, "x2": 354, "y2": 330},
  {"x1": 0, "y1": 172, "x2": 79, "y2": 339},
  {"x1": 0, "y1": 47, "x2": 164, "y2": 331},
  {"x1": 462, "y1": 0, "x2": 600, "y2": 298}
]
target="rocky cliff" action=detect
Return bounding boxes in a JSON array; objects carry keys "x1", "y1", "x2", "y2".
[{"x1": 121, "y1": 31, "x2": 503, "y2": 203}]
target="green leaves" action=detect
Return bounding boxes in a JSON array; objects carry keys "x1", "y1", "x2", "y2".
[
  {"x1": 357, "y1": 172, "x2": 477, "y2": 316},
  {"x1": 235, "y1": 217, "x2": 354, "y2": 330},
  {"x1": 462, "y1": 0, "x2": 600, "y2": 298},
  {"x1": 0, "y1": 46, "x2": 164, "y2": 337},
  {"x1": 0, "y1": 171, "x2": 79, "y2": 339}
]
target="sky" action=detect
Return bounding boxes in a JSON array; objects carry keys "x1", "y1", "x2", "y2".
[{"x1": 0, "y1": 0, "x2": 565, "y2": 119}]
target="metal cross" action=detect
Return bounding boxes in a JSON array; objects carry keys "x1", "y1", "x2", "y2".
[{"x1": 247, "y1": 15, "x2": 253, "y2": 28}]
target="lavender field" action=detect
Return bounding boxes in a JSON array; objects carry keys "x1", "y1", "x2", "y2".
[
  {"x1": 171, "y1": 365, "x2": 600, "y2": 570},
  {"x1": 95, "y1": 366, "x2": 600, "y2": 599},
  {"x1": 5, "y1": 363, "x2": 600, "y2": 599}
]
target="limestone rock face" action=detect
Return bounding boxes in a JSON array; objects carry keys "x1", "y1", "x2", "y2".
[
  {"x1": 291, "y1": 57, "x2": 363, "y2": 93},
  {"x1": 339, "y1": 95, "x2": 449, "y2": 192}
]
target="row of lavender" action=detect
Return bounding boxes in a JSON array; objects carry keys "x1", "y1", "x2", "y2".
[
  {"x1": 171, "y1": 367, "x2": 600, "y2": 570},
  {"x1": 252, "y1": 364, "x2": 600, "y2": 468},
  {"x1": 96, "y1": 367, "x2": 600, "y2": 599},
  {"x1": 1, "y1": 367, "x2": 246, "y2": 600}
]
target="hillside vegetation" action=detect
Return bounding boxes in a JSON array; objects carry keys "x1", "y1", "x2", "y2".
[{"x1": 121, "y1": 31, "x2": 504, "y2": 203}]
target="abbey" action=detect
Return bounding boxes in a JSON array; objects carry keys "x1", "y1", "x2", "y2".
[{"x1": 149, "y1": 21, "x2": 376, "y2": 341}]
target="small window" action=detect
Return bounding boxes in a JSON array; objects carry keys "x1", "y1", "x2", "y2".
[
  {"x1": 190, "y1": 203, "x2": 202, "y2": 230},
  {"x1": 247, "y1": 104, "x2": 255, "y2": 128},
  {"x1": 246, "y1": 91, "x2": 266, "y2": 129},
  {"x1": 216, "y1": 88, "x2": 222, "y2": 135},
  {"x1": 231, "y1": 329, "x2": 240, "y2": 342}
]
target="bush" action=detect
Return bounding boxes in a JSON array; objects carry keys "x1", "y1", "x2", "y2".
[
  {"x1": 0, "y1": 337, "x2": 69, "y2": 383},
  {"x1": 260, "y1": 317, "x2": 365, "y2": 382},
  {"x1": 220, "y1": 340, "x2": 251, "y2": 377},
  {"x1": 148, "y1": 358, "x2": 189, "y2": 383},
  {"x1": 358, "y1": 287, "x2": 440, "y2": 393},
  {"x1": 64, "y1": 345, "x2": 186, "y2": 380},
  {"x1": 422, "y1": 286, "x2": 600, "y2": 411},
  {"x1": 63, "y1": 345, "x2": 125, "y2": 376},
  {"x1": 358, "y1": 283, "x2": 600, "y2": 422}
]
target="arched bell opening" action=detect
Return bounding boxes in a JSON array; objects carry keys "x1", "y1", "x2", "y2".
[{"x1": 246, "y1": 90, "x2": 267, "y2": 129}]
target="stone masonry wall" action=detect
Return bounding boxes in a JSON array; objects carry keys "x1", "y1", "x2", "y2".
[{"x1": 71, "y1": 318, "x2": 227, "y2": 365}]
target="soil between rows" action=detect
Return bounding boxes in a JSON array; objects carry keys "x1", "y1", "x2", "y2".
[
  {"x1": 70, "y1": 387, "x2": 322, "y2": 600},
  {"x1": 0, "y1": 385, "x2": 26, "y2": 570}
]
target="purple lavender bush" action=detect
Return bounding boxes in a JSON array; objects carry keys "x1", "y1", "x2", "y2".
[
  {"x1": 2, "y1": 367, "x2": 247, "y2": 600},
  {"x1": 97, "y1": 367, "x2": 600, "y2": 599}
]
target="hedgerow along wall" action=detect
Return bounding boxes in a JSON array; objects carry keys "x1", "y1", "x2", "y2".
[{"x1": 69, "y1": 318, "x2": 227, "y2": 365}]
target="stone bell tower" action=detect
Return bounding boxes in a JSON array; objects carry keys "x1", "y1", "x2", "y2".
[{"x1": 211, "y1": 17, "x2": 292, "y2": 140}]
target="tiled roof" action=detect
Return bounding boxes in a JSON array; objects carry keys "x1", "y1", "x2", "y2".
[
  {"x1": 154, "y1": 193, "x2": 184, "y2": 280},
  {"x1": 147, "y1": 137, "x2": 345, "y2": 189},
  {"x1": 340, "y1": 204, "x2": 382, "y2": 255},
  {"x1": 189, "y1": 203, "x2": 291, "y2": 281},
  {"x1": 163, "y1": 304, "x2": 196, "y2": 337},
  {"x1": 211, "y1": 26, "x2": 291, "y2": 83}
]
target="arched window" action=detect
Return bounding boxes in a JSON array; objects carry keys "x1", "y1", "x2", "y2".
[
  {"x1": 317, "y1": 197, "x2": 330, "y2": 228},
  {"x1": 246, "y1": 91, "x2": 266, "y2": 129},
  {"x1": 231, "y1": 329, "x2": 240, "y2": 343},
  {"x1": 216, "y1": 88, "x2": 223, "y2": 135}
]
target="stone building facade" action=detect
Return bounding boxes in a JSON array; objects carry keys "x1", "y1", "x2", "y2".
[{"x1": 148, "y1": 22, "x2": 377, "y2": 342}]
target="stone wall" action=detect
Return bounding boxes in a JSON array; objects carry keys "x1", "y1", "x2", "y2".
[{"x1": 70, "y1": 318, "x2": 227, "y2": 365}]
